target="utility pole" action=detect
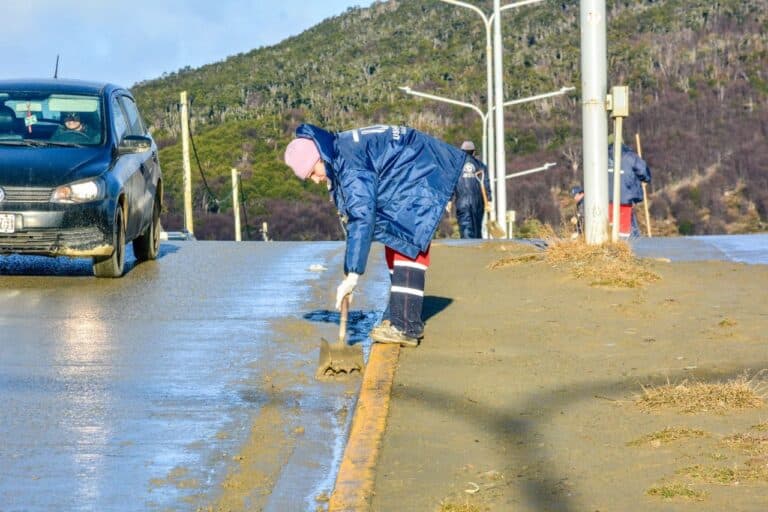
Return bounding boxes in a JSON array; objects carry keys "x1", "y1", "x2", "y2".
[
  {"x1": 492, "y1": 0, "x2": 507, "y2": 236},
  {"x1": 608, "y1": 86, "x2": 628, "y2": 242},
  {"x1": 231, "y1": 168, "x2": 241, "y2": 242},
  {"x1": 180, "y1": 91, "x2": 194, "y2": 237},
  {"x1": 580, "y1": 0, "x2": 609, "y2": 244}
]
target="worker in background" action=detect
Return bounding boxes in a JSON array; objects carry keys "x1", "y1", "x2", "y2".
[
  {"x1": 453, "y1": 140, "x2": 491, "y2": 239},
  {"x1": 608, "y1": 134, "x2": 651, "y2": 238}
]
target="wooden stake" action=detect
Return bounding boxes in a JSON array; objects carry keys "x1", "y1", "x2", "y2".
[
  {"x1": 635, "y1": 133, "x2": 652, "y2": 237},
  {"x1": 180, "y1": 91, "x2": 194, "y2": 236}
]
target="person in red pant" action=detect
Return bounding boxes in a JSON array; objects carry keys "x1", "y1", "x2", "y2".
[
  {"x1": 608, "y1": 134, "x2": 651, "y2": 238},
  {"x1": 284, "y1": 123, "x2": 467, "y2": 347}
]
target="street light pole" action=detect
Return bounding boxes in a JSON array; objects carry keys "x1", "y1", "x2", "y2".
[
  {"x1": 438, "y1": 0, "x2": 546, "y2": 224},
  {"x1": 492, "y1": 0, "x2": 508, "y2": 235},
  {"x1": 580, "y1": 0, "x2": 609, "y2": 244},
  {"x1": 438, "y1": 0, "x2": 495, "y2": 216}
]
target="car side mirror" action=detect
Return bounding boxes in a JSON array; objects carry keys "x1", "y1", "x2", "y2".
[{"x1": 118, "y1": 134, "x2": 152, "y2": 155}]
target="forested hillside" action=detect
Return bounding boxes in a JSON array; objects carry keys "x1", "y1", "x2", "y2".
[{"x1": 131, "y1": 0, "x2": 768, "y2": 240}]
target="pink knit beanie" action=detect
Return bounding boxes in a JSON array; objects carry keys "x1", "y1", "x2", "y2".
[{"x1": 284, "y1": 138, "x2": 320, "y2": 180}]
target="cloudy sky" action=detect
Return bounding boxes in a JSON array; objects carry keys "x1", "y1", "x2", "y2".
[{"x1": 3, "y1": 1, "x2": 371, "y2": 88}]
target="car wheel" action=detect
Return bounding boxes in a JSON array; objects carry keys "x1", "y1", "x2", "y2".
[
  {"x1": 133, "y1": 195, "x2": 161, "y2": 262},
  {"x1": 93, "y1": 205, "x2": 126, "y2": 278}
]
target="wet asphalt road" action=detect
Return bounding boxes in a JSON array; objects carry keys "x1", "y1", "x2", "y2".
[
  {"x1": 0, "y1": 241, "x2": 388, "y2": 512},
  {"x1": 2, "y1": 234, "x2": 764, "y2": 511}
]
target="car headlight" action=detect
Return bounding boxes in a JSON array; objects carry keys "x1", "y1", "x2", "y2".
[{"x1": 51, "y1": 179, "x2": 105, "y2": 203}]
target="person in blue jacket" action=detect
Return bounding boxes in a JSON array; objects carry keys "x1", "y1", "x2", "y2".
[
  {"x1": 284, "y1": 123, "x2": 467, "y2": 347},
  {"x1": 453, "y1": 140, "x2": 491, "y2": 239},
  {"x1": 608, "y1": 135, "x2": 651, "y2": 238}
]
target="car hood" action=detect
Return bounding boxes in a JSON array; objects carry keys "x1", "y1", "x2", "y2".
[{"x1": 0, "y1": 146, "x2": 111, "y2": 187}]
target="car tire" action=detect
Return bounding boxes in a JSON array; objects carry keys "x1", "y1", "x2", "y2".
[
  {"x1": 133, "y1": 194, "x2": 161, "y2": 262},
  {"x1": 93, "y1": 205, "x2": 126, "y2": 278}
]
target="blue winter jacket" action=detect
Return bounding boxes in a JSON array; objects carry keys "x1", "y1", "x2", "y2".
[
  {"x1": 454, "y1": 154, "x2": 491, "y2": 239},
  {"x1": 608, "y1": 143, "x2": 652, "y2": 204},
  {"x1": 295, "y1": 123, "x2": 467, "y2": 275},
  {"x1": 454, "y1": 154, "x2": 491, "y2": 207}
]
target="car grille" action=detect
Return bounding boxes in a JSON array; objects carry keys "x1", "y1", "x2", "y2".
[
  {"x1": 1, "y1": 187, "x2": 54, "y2": 203},
  {"x1": 0, "y1": 227, "x2": 105, "y2": 254}
]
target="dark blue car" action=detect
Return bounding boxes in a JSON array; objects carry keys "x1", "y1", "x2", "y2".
[{"x1": 0, "y1": 79, "x2": 162, "y2": 277}]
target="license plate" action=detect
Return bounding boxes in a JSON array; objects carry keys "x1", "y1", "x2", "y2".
[{"x1": 0, "y1": 213, "x2": 15, "y2": 233}]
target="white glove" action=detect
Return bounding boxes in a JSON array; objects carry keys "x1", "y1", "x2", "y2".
[{"x1": 335, "y1": 272, "x2": 359, "y2": 310}]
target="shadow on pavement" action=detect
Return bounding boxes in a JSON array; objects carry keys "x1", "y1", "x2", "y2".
[
  {"x1": 423, "y1": 295, "x2": 453, "y2": 321},
  {"x1": 304, "y1": 308, "x2": 380, "y2": 347},
  {"x1": 391, "y1": 362, "x2": 768, "y2": 511},
  {"x1": 0, "y1": 242, "x2": 179, "y2": 277}
]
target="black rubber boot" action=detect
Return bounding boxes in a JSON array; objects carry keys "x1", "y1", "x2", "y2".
[{"x1": 388, "y1": 263, "x2": 425, "y2": 339}]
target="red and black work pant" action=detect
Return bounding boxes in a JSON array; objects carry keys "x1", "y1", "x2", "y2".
[{"x1": 384, "y1": 245, "x2": 430, "y2": 338}]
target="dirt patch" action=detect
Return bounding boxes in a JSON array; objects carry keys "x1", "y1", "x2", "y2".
[
  {"x1": 371, "y1": 241, "x2": 768, "y2": 511},
  {"x1": 197, "y1": 394, "x2": 297, "y2": 511},
  {"x1": 149, "y1": 466, "x2": 201, "y2": 491}
]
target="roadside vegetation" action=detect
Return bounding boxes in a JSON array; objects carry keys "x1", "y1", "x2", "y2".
[
  {"x1": 489, "y1": 229, "x2": 660, "y2": 288},
  {"x1": 629, "y1": 372, "x2": 768, "y2": 502},
  {"x1": 636, "y1": 373, "x2": 766, "y2": 413},
  {"x1": 129, "y1": 0, "x2": 767, "y2": 240}
]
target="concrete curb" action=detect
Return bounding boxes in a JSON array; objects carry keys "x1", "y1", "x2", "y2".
[{"x1": 329, "y1": 343, "x2": 400, "y2": 511}]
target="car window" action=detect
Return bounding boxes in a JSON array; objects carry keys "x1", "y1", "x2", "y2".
[
  {"x1": 118, "y1": 96, "x2": 145, "y2": 136},
  {"x1": 111, "y1": 96, "x2": 129, "y2": 143},
  {"x1": 0, "y1": 90, "x2": 104, "y2": 145}
]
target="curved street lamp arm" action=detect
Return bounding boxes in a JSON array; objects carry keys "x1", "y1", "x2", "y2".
[
  {"x1": 501, "y1": 0, "x2": 546, "y2": 12},
  {"x1": 490, "y1": 0, "x2": 547, "y2": 24},
  {"x1": 438, "y1": 0, "x2": 488, "y2": 24},
  {"x1": 398, "y1": 86, "x2": 486, "y2": 120},
  {"x1": 505, "y1": 162, "x2": 557, "y2": 179},
  {"x1": 503, "y1": 86, "x2": 576, "y2": 108}
]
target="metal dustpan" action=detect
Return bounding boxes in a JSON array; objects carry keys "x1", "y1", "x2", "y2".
[{"x1": 316, "y1": 294, "x2": 364, "y2": 380}]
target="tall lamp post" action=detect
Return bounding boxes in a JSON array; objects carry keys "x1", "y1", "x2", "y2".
[{"x1": 438, "y1": 0, "x2": 546, "y2": 228}]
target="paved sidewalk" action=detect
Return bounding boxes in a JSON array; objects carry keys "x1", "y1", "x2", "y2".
[{"x1": 339, "y1": 239, "x2": 768, "y2": 511}]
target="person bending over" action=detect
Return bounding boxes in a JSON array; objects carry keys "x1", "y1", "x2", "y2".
[{"x1": 284, "y1": 123, "x2": 467, "y2": 347}]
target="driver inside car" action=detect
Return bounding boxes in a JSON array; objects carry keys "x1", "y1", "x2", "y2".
[{"x1": 52, "y1": 112, "x2": 96, "y2": 142}]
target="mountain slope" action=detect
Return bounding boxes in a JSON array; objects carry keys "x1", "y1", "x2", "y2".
[{"x1": 132, "y1": 0, "x2": 768, "y2": 239}]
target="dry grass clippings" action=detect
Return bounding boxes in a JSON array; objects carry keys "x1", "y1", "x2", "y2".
[
  {"x1": 722, "y1": 432, "x2": 768, "y2": 456},
  {"x1": 678, "y1": 463, "x2": 768, "y2": 484},
  {"x1": 646, "y1": 483, "x2": 706, "y2": 500},
  {"x1": 636, "y1": 373, "x2": 766, "y2": 413},
  {"x1": 628, "y1": 427, "x2": 707, "y2": 447},
  {"x1": 487, "y1": 253, "x2": 543, "y2": 269},
  {"x1": 438, "y1": 502, "x2": 485, "y2": 512},
  {"x1": 488, "y1": 228, "x2": 660, "y2": 288},
  {"x1": 545, "y1": 238, "x2": 659, "y2": 287}
]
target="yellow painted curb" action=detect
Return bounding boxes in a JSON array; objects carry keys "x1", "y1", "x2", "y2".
[{"x1": 329, "y1": 343, "x2": 400, "y2": 511}]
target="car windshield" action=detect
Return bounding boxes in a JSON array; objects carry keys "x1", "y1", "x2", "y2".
[{"x1": 0, "y1": 90, "x2": 104, "y2": 146}]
